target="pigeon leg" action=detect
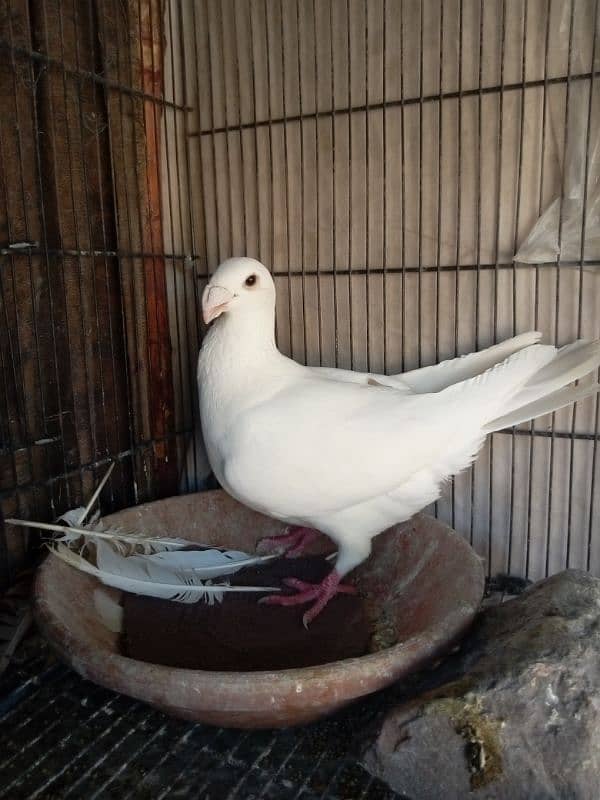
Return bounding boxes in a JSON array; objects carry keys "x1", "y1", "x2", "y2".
[
  {"x1": 257, "y1": 525, "x2": 321, "y2": 558},
  {"x1": 259, "y1": 570, "x2": 356, "y2": 628}
]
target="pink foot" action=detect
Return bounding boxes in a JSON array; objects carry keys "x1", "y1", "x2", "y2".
[
  {"x1": 257, "y1": 525, "x2": 321, "y2": 558},
  {"x1": 259, "y1": 570, "x2": 356, "y2": 628}
]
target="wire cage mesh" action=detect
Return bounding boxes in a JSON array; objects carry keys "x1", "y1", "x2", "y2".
[{"x1": 0, "y1": 0, "x2": 599, "y2": 592}]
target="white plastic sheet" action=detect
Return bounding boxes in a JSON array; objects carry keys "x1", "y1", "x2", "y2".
[{"x1": 514, "y1": 8, "x2": 600, "y2": 266}]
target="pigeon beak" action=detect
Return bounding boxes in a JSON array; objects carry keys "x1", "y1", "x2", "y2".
[{"x1": 202, "y1": 285, "x2": 234, "y2": 324}]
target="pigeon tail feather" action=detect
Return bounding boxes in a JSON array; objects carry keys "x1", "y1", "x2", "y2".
[{"x1": 484, "y1": 339, "x2": 600, "y2": 432}]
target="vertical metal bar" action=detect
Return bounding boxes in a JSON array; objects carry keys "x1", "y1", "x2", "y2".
[
  {"x1": 279, "y1": 0, "x2": 294, "y2": 356},
  {"x1": 488, "y1": 0, "x2": 507, "y2": 575},
  {"x1": 435, "y1": 1, "x2": 444, "y2": 299},
  {"x1": 417, "y1": 0, "x2": 424, "y2": 369},
  {"x1": 525, "y1": 0, "x2": 551, "y2": 578},
  {"x1": 364, "y1": 0, "x2": 371, "y2": 372},
  {"x1": 433, "y1": 0, "x2": 444, "y2": 520},
  {"x1": 399, "y1": 0, "x2": 406, "y2": 372},
  {"x1": 165, "y1": 0, "x2": 197, "y2": 492},
  {"x1": 296, "y1": 0, "x2": 308, "y2": 363},
  {"x1": 156, "y1": 0, "x2": 187, "y2": 484},
  {"x1": 329, "y1": 0, "x2": 339, "y2": 366},
  {"x1": 453, "y1": 0, "x2": 463, "y2": 361},
  {"x1": 546, "y1": 0, "x2": 575, "y2": 576},
  {"x1": 469, "y1": 0, "x2": 485, "y2": 547},
  {"x1": 506, "y1": 0, "x2": 529, "y2": 574},
  {"x1": 586, "y1": 0, "x2": 600, "y2": 572},
  {"x1": 247, "y1": 0, "x2": 262, "y2": 263},
  {"x1": 216, "y1": 0, "x2": 236, "y2": 257},
  {"x1": 188, "y1": 0, "x2": 213, "y2": 488},
  {"x1": 493, "y1": 0, "x2": 507, "y2": 344},
  {"x1": 570, "y1": 0, "x2": 598, "y2": 568},
  {"x1": 474, "y1": 0, "x2": 483, "y2": 354},
  {"x1": 382, "y1": 0, "x2": 388, "y2": 374},
  {"x1": 230, "y1": 0, "x2": 248, "y2": 253},
  {"x1": 203, "y1": 0, "x2": 222, "y2": 268},
  {"x1": 263, "y1": 0, "x2": 276, "y2": 276},
  {"x1": 346, "y1": 0, "x2": 354, "y2": 370},
  {"x1": 134, "y1": 0, "x2": 164, "y2": 500},
  {"x1": 312, "y1": 0, "x2": 323, "y2": 365},
  {"x1": 451, "y1": 0, "x2": 464, "y2": 531}
]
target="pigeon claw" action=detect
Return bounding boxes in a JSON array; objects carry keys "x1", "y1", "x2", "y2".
[
  {"x1": 256, "y1": 525, "x2": 321, "y2": 558},
  {"x1": 258, "y1": 570, "x2": 356, "y2": 628}
]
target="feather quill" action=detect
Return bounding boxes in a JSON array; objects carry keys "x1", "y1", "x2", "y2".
[
  {"x1": 49, "y1": 543, "x2": 279, "y2": 604},
  {"x1": 8, "y1": 518, "x2": 213, "y2": 555},
  {"x1": 75, "y1": 462, "x2": 115, "y2": 525},
  {"x1": 4, "y1": 518, "x2": 192, "y2": 552},
  {"x1": 54, "y1": 462, "x2": 114, "y2": 535}
]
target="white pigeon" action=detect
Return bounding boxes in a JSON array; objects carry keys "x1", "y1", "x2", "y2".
[{"x1": 198, "y1": 257, "x2": 600, "y2": 626}]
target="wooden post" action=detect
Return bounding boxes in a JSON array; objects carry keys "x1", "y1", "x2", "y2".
[
  {"x1": 139, "y1": 0, "x2": 178, "y2": 496},
  {"x1": 98, "y1": 0, "x2": 180, "y2": 499}
]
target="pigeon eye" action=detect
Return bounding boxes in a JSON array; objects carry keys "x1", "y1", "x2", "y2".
[{"x1": 245, "y1": 274, "x2": 257, "y2": 287}]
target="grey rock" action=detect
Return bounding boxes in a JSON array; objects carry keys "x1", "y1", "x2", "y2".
[{"x1": 363, "y1": 570, "x2": 600, "y2": 800}]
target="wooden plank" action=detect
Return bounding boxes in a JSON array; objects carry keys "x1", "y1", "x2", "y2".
[
  {"x1": 97, "y1": 0, "x2": 150, "y2": 457},
  {"x1": 98, "y1": 0, "x2": 178, "y2": 498},
  {"x1": 29, "y1": 0, "x2": 135, "y2": 507},
  {"x1": 0, "y1": 0, "x2": 49, "y2": 576}
]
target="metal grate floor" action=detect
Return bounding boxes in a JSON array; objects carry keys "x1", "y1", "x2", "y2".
[{"x1": 0, "y1": 634, "x2": 404, "y2": 800}]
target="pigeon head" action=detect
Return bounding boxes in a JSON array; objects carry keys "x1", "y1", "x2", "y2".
[{"x1": 202, "y1": 258, "x2": 275, "y2": 325}]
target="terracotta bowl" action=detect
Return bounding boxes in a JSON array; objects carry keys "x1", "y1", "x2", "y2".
[{"x1": 34, "y1": 490, "x2": 484, "y2": 729}]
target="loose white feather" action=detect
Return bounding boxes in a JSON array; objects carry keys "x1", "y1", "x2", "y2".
[
  {"x1": 50, "y1": 543, "x2": 279, "y2": 604},
  {"x1": 11, "y1": 515, "x2": 277, "y2": 582}
]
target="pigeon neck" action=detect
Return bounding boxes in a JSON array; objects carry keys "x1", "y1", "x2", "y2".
[{"x1": 219, "y1": 306, "x2": 276, "y2": 354}]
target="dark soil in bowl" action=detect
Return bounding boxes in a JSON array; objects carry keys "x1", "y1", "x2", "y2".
[{"x1": 121, "y1": 555, "x2": 371, "y2": 671}]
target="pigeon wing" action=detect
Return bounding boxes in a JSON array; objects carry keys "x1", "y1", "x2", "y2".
[{"x1": 221, "y1": 345, "x2": 555, "y2": 519}]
